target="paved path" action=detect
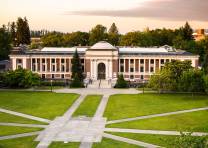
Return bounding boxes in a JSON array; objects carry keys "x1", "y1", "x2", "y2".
[
  {"x1": 0, "y1": 122, "x2": 47, "y2": 128},
  {"x1": 103, "y1": 133, "x2": 159, "y2": 148},
  {"x1": 63, "y1": 94, "x2": 86, "y2": 118},
  {"x1": 0, "y1": 108, "x2": 51, "y2": 123},
  {"x1": 36, "y1": 94, "x2": 86, "y2": 148},
  {"x1": 105, "y1": 128, "x2": 208, "y2": 136},
  {"x1": 0, "y1": 131, "x2": 41, "y2": 140},
  {"x1": 55, "y1": 88, "x2": 140, "y2": 96},
  {"x1": 93, "y1": 95, "x2": 109, "y2": 118},
  {"x1": 79, "y1": 142, "x2": 93, "y2": 148},
  {"x1": 107, "y1": 107, "x2": 208, "y2": 125}
]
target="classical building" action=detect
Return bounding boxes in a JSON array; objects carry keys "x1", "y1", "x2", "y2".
[{"x1": 9, "y1": 41, "x2": 199, "y2": 82}]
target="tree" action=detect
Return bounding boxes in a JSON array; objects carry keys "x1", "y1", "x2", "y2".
[
  {"x1": 41, "y1": 32, "x2": 64, "y2": 47},
  {"x1": 10, "y1": 22, "x2": 16, "y2": 46},
  {"x1": 203, "y1": 75, "x2": 208, "y2": 94},
  {"x1": 148, "y1": 60, "x2": 193, "y2": 92},
  {"x1": 70, "y1": 73, "x2": 84, "y2": 88},
  {"x1": 0, "y1": 26, "x2": 11, "y2": 60},
  {"x1": 179, "y1": 69, "x2": 205, "y2": 92},
  {"x1": 108, "y1": 23, "x2": 119, "y2": 34},
  {"x1": 108, "y1": 23, "x2": 120, "y2": 46},
  {"x1": 3, "y1": 68, "x2": 40, "y2": 88},
  {"x1": 115, "y1": 74, "x2": 128, "y2": 88},
  {"x1": 89, "y1": 24, "x2": 107, "y2": 45},
  {"x1": 70, "y1": 49, "x2": 84, "y2": 88},
  {"x1": 200, "y1": 37, "x2": 208, "y2": 74},
  {"x1": 176, "y1": 22, "x2": 193, "y2": 41},
  {"x1": 16, "y1": 17, "x2": 31, "y2": 45},
  {"x1": 63, "y1": 31, "x2": 89, "y2": 47}
]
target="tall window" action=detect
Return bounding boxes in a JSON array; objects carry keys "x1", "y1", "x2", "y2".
[
  {"x1": 150, "y1": 59, "x2": 154, "y2": 64},
  {"x1": 140, "y1": 59, "x2": 144, "y2": 64},
  {"x1": 140, "y1": 66, "x2": 144, "y2": 72},
  {"x1": 120, "y1": 65, "x2": 124, "y2": 72}
]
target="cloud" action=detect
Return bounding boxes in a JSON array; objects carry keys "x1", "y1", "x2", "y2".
[{"x1": 66, "y1": 0, "x2": 208, "y2": 21}]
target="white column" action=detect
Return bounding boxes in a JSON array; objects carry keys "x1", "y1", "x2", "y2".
[
  {"x1": 144, "y1": 58, "x2": 146, "y2": 74},
  {"x1": 40, "y1": 58, "x2": 42, "y2": 72},
  {"x1": 65, "y1": 58, "x2": 66, "y2": 73},
  {"x1": 124, "y1": 58, "x2": 126, "y2": 75},
  {"x1": 12, "y1": 58, "x2": 16, "y2": 70},
  {"x1": 94, "y1": 59, "x2": 97, "y2": 80},
  {"x1": 149, "y1": 58, "x2": 151, "y2": 74},
  {"x1": 22, "y1": 58, "x2": 26, "y2": 69},
  {"x1": 154, "y1": 59, "x2": 156, "y2": 73},
  {"x1": 35, "y1": 58, "x2": 37, "y2": 72},
  {"x1": 138, "y1": 59, "x2": 141, "y2": 74},
  {"x1": 30, "y1": 58, "x2": 32, "y2": 71},
  {"x1": 110, "y1": 59, "x2": 112, "y2": 79},
  {"x1": 159, "y1": 58, "x2": 161, "y2": 70},
  {"x1": 50, "y1": 58, "x2": 52, "y2": 72}
]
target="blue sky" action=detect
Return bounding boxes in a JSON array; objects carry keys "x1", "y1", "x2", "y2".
[{"x1": 0, "y1": 0, "x2": 207, "y2": 33}]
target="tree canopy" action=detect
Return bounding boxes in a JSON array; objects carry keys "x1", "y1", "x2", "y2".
[{"x1": 0, "y1": 26, "x2": 11, "y2": 60}]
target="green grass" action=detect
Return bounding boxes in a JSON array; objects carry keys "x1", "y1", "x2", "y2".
[
  {"x1": 49, "y1": 142, "x2": 80, "y2": 148},
  {"x1": 108, "y1": 132, "x2": 178, "y2": 147},
  {"x1": 73, "y1": 95, "x2": 102, "y2": 117},
  {"x1": 34, "y1": 86, "x2": 65, "y2": 90},
  {"x1": 0, "y1": 91, "x2": 79, "y2": 120},
  {"x1": 108, "y1": 110, "x2": 208, "y2": 132},
  {"x1": 92, "y1": 137, "x2": 141, "y2": 148},
  {"x1": 0, "y1": 112, "x2": 44, "y2": 124},
  {"x1": 0, "y1": 126, "x2": 42, "y2": 136},
  {"x1": 0, "y1": 136, "x2": 38, "y2": 148},
  {"x1": 104, "y1": 93, "x2": 208, "y2": 120}
]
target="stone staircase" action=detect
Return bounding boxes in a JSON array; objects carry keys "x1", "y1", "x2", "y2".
[{"x1": 87, "y1": 80, "x2": 112, "y2": 89}]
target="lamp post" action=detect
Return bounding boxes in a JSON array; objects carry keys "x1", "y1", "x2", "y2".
[{"x1": 50, "y1": 80, "x2": 53, "y2": 92}]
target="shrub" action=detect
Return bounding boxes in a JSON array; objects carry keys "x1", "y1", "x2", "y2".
[
  {"x1": 115, "y1": 74, "x2": 128, "y2": 88},
  {"x1": 204, "y1": 75, "x2": 208, "y2": 94},
  {"x1": 3, "y1": 68, "x2": 40, "y2": 88},
  {"x1": 166, "y1": 132, "x2": 208, "y2": 148}
]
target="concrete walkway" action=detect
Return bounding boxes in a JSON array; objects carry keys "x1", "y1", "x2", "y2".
[
  {"x1": 107, "y1": 107, "x2": 208, "y2": 125},
  {"x1": 0, "y1": 108, "x2": 51, "y2": 123},
  {"x1": 103, "y1": 133, "x2": 159, "y2": 148},
  {"x1": 63, "y1": 94, "x2": 86, "y2": 118},
  {"x1": 105, "y1": 128, "x2": 208, "y2": 136},
  {"x1": 93, "y1": 95, "x2": 109, "y2": 119},
  {"x1": 0, "y1": 131, "x2": 41, "y2": 140},
  {"x1": 36, "y1": 94, "x2": 86, "y2": 148},
  {"x1": 0, "y1": 122, "x2": 47, "y2": 128}
]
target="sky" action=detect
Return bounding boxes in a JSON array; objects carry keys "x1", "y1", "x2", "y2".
[{"x1": 0, "y1": 0, "x2": 207, "y2": 34}]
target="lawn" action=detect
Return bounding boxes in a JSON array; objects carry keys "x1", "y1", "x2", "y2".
[
  {"x1": 92, "y1": 137, "x2": 141, "y2": 148},
  {"x1": 0, "y1": 136, "x2": 38, "y2": 148},
  {"x1": 0, "y1": 112, "x2": 43, "y2": 124},
  {"x1": 49, "y1": 142, "x2": 80, "y2": 148},
  {"x1": 0, "y1": 91, "x2": 79, "y2": 120},
  {"x1": 0, "y1": 126, "x2": 42, "y2": 136},
  {"x1": 108, "y1": 110, "x2": 208, "y2": 132},
  {"x1": 73, "y1": 95, "x2": 102, "y2": 117},
  {"x1": 104, "y1": 93, "x2": 208, "y2": 120},
  {"x1": 107, "y1": 132, "x2": 179, "y2": 147}
]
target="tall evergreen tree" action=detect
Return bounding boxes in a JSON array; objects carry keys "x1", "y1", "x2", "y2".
[
  {"x1": 23, "y1": 17, "x2": 31, "y2": 44},
  {"x1": 108, "y1": 23, "x2": 120, "y2": 45},
  {"x1": 10, "y1": 22, "x2": 16, "y2": 46},
  {"x1": 16, "y1": 17, "x2": 31, "y2": 45},
  {"x1": 108, "y1": 23, "x2": 119, "y2": 34},
  {"x1": 0, "y1": 26, "x2": 11, "y2": 60},
  {"x1": 71, "y1": 49, "x2": 84, "y2": 87}
]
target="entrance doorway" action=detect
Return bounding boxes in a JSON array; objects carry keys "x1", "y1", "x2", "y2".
[{"x1": 97, "y1": 63, "x2": 106, "y2": 79}]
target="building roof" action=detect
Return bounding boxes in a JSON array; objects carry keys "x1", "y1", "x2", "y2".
[
  {"x1": 89, "y1": 41, "x2": 117, "y2": 50},
  {"x1": 10, "y1": 41, "x2": 198, "y2": 57},
  {"x1": 41, "y1": 47, "x2": 87, "y2": 52}
]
